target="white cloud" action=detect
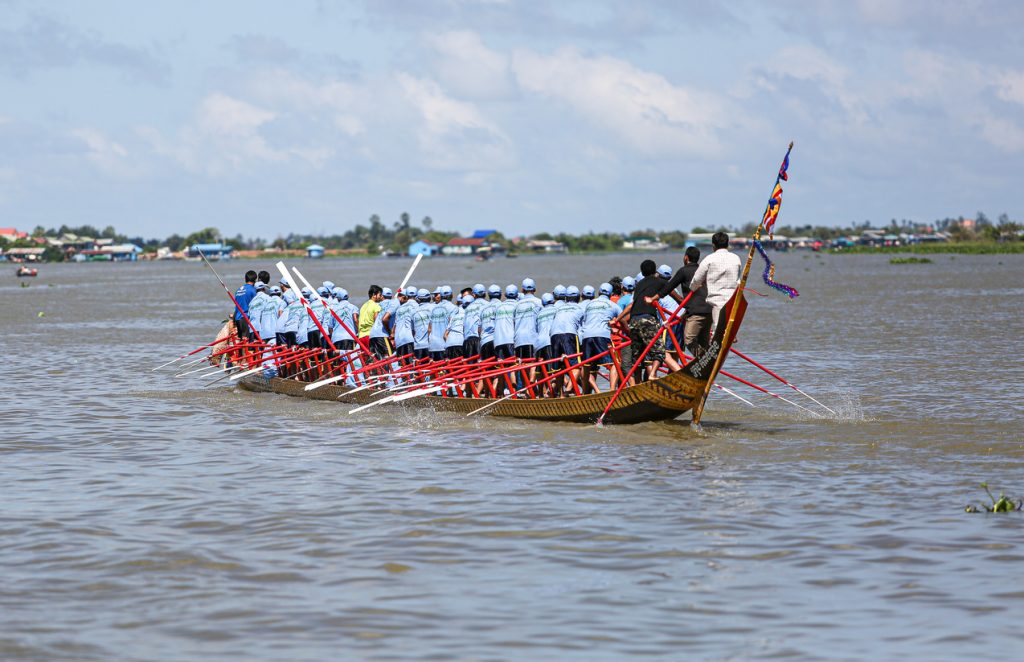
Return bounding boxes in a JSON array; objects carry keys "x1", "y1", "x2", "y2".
[
  {"x1": 511, "y1": 48, "x2": 731, "y2": 157},
  {"x1": 752, "y1": 45, "x2": 868, "y2": 124},
  {"x1": 146, "y1": 91, "x2": 341, "y2": 175},
  {"x1": 424, "y1": 30, "x2": 514, "y2": 99},
  {"x1": 70, "y1": 127, "x2": 137, "y2": 176},
  {"x1": 996, "y1": 71, "x2": 1024, "y2": 107},
  {"x1": 396, "y1": 72, "x2": 514, "y2": 171}
]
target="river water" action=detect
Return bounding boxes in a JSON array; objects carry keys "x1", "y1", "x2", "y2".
[{"x1": 2, "y1": 252, "x2": 1022, "y2": 660}]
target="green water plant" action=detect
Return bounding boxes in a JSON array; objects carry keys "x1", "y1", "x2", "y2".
[
  {"x1": 965, "y1": 483, "x2": 1021, "y2": 513},
  {"x1": 889, "y1": 257, "x2": 932, "y2": 264}
]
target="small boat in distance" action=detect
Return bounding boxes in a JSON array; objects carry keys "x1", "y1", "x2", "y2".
[{"x1": 16, "y1": 266, "x2": 38, "y2": 277}]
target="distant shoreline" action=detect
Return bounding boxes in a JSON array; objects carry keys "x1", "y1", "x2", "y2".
[{"x1": 828, "y1": 242, "x2": 1024, "y2": 255}]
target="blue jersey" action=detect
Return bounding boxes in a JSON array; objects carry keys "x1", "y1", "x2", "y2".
[
  {"x1": 233, "y1": 283, "x2": 256, "y2": 320},
  {"x1": 306, "y1": 298, "x2": 330, "y2": 336},
  {"x1": 394, "y1": 300, "x2": 418, "y2": 347},
  {"x1": 371, "y1": 298, "x2": 399, "y2": 338},
  {"x1": 329, "y1": 300, "x2": 359, "y2": 342},
  {"x1": 247, "y1": 291, "x2": 271, "y2": 339},
  {"x1": 445, "y1": 305, "x2": 466, "y2": 348},
  {"x1": 429, "y1": 301, "x2": 456, "y2": 352},
  {"x1": 617, "y1": 293, "x2": 633, "y2": 310},
  {"x1": 580, "y1": 296, "x2": 621, "y2": 340},
  {"x1": 493, "y1": 300, "x2": 517, "y2": 346},
  {"x1": 463, "y1": 298, "x2": 485, "y2": 339},
  {"x1": 513, "y1": 295, "x2": 542, "y2": 348},
  {"x1": 480, "y1": 298, "x2": 500, "y2": 344},
  {"x1": 535, "y1": 304, "x2": 558, "y2": 350},
  {"x1": 550, "y1": 301, "x2": 584, "y2": 337},
  {"x1": 412, "y1": 302, "x2": 433, "y2": 350}
]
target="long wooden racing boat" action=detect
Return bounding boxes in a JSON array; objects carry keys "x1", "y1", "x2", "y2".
[{"x1": 236, "y1": 289, "x2": 747, "y2": 424}]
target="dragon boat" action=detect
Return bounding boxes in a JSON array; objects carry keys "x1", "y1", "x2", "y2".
[
  {"x1": 182, "y1": 143, "x2": 804, "y2": 426},
  {"x1": 233, "y1": 291, "x2": 746, "y2": 425}
]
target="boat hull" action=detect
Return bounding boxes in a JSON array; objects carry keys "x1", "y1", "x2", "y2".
[{"x1": 238, "y1": 367, "x2": 707, "y2": 424}]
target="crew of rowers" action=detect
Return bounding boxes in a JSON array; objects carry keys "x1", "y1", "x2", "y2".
[{"x1": 229, "y1": 232, "x2": 741, "y2": 395}]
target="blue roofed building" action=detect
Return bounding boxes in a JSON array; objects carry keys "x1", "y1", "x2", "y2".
[
  {"x1": 186, "y1": 243, "x2": 233, "y2": 260},
  {"x1": 306, "y1": 244, "x2": 325, "y2": 259},
  {"x1": 408, "y1": 240, "x2": 440, "y2": 257}
]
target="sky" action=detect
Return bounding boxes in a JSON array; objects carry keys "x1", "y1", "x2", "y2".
[{"x1": 1, "y1": 0, "x2": 1023, "y2": 240}]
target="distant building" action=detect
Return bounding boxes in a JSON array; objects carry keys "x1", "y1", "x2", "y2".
[
  {"x1": 471, "y1": 229, "x2": 497, "y2": 239},
  {"x1": 622, "y1": 236, "x2": 669, "y2": 251},
  {"x1": 77, "y1": 244, "x2": 143, "y2": 262},
  {"x1": 0, "y1": 227, "x2": 29, "y2": 242},
  {"x1": 4, "y1": 246, "x2": 46, "y2": 261},
  {"x1": 443, "y1": 237, "x2": 488, "y2": 256},
  {"x1": 186, "y1": 243, "x2": 234, "y2": 260},
  {"x1": 525, "y1": 239, "x2": 566, "y2": 253},
  {"x1": 408, "y1": 240, "x2": 440, "y2": 257},
  {"x1": 306, "y1": 244, "x2": 325, "y2": 259}
]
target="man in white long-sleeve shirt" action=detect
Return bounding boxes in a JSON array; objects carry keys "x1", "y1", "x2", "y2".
[{"x1": 688, "y1": 231, "x2": 741, "y2": 332}]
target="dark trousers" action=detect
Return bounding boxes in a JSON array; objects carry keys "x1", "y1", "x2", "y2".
[{"x1": 370, "y1": 337, "x2": 392, "y2": 359}]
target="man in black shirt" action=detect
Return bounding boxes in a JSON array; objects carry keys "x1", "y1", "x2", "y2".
[
  {"x1": 676, "y1": 247, "x2": 712, "y2": 356},
  {"x1": 613, "y1": 260, "x2": 682, "y2": 383}
]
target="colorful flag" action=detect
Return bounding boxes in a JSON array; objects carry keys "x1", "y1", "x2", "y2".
[
  {"x1": 762, "y1": 183, "x2": 783, "y2": 235},
  {"x1": 779, "y1": 152, "x2": 790, "y2": 181}
]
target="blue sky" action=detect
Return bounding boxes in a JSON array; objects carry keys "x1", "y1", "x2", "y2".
[{"x1": 1, "y1": 0, "x2": 1022, "y2": 239}]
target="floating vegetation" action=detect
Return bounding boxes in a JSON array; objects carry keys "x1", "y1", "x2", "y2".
[
  {"x1": 889, "y1": 257, "x2": 932, "y2": 264},
  {"x1": 965, "y1": 483, "x2": 1021, "y2": 513}
]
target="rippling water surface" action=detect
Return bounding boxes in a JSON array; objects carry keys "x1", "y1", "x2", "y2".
[{"x1": 2, "y1": 253, "x2": 1022, "y2": 660}]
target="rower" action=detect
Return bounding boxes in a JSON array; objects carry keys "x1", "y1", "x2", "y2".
[
  {"x1": 269, "y1": 285, "x2": 287, "y2": 346},
  {"x1": 412, "y1": 288, "x2": 433, "y2": 360},
  {"x1": 393, "y1": 286, "x2": 418, "y2": 358},
  {"x1": 232, "y1": 270, "x2": 258, "y2": 339},
  {"x1": 462, "y1": 283, "x2": 486, "y2": 361},
  {"x1": 370, "y1": 286, "x2": 396, "y2": 359},
  {"x1": 248, "y1": 281, "x2": 271, "y2": 342},
  {"x1": 444, "y1": 294, "x2": 470, "y2": 359},
  {"x1": 493, "y1": 284, "x2": 517, "y2": 360},
  {"x1": 535, "y1": 293, "x2": 557, "y2": 363},
  {"x1": 580, "y1": 282, "x2": 622, "y2": 393},
  {"x1": 280, "y1": 288, "x2": 303, "y2": 347},
  {"x1": 429, "y1": 285, "x2": 456, "y2": 361},
  {"x1": 550, "y1": 285, "x2": 584, "y2": 395},
  {"x1": 297, "y1": 287, "x2": 315, "y2": 347},
  {"x1": 479, "y1": 284, "x2": 501, "y2": 362},
  {"x1": 329, "y1": 287, "x2": 359, "y2": 352}
]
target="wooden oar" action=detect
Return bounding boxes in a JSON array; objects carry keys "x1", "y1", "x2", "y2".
[
  {"x1": 729, "y1": 348, "x2": 836, "y2": 415},
  {"x1": 152, "y1": 336, "x2": 228, "y2": 371}
]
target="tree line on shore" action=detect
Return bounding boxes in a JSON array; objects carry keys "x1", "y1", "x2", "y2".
[{"x1": 3, "y1": 210, "x2": 1020, "y2": 262}]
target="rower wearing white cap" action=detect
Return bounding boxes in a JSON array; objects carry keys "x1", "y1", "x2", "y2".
[
  {"x1": 580, "y1": 282, "x2": 622, "y2": 393},
  {"x1": 462, "y1": 284, "x2": 486, "y2": 360},
  {"x1": 513, "y1": 277, "x2": 542, "y2": 360},
  {"x1": 479, "y1": 284, "x2": 501, "y2": 362},
  {"x1": 535, "y1": 293, "x2": 557, "y2": 364},
  {"x1": 268, "y1": 286, "x2": 287, "y2": 345},
  {"x1": 412, "y1": 288, "x2": 434, "y2": 360},
  {"x1": 328, "y1": 287, "x2": 359, "y2": 351},
  {"x1": 369, "y1": 286, "x2": 396, "y2": 359},
  {"x1": 493, "y1": 284, "x2": 518, "y2": 361},
  {"x1": 306, "y1": 287, "x2": 332, "y2": 348},
  {"x1": 393, "y1": 286, "x2": 419, "y2": 357},
  {"x1": 549, "y1": 285, "x2": 585, "y2": 395},
  {"x1": 429, "y1": 285, "x2": 456, "y2": 361},
  {"x1": 444, "y1": 295, "x2": 470, "y2": 359},
  {"x1": 248, "y1": 282, "x2": 272, "y2": 342}
]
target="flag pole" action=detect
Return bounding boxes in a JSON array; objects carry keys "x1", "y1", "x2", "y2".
[{"x1": 691, "y1": 141, "x2": 793, "y2": 428}]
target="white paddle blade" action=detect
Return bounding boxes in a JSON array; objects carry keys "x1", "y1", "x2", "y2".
[{"x1": 398, "y1": 253, "x2": 423, "y2": 291}]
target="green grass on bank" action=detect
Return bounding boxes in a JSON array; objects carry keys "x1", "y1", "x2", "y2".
[{"x1": 829, "y1": 242, "x2": 1024, "y2": 255}]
